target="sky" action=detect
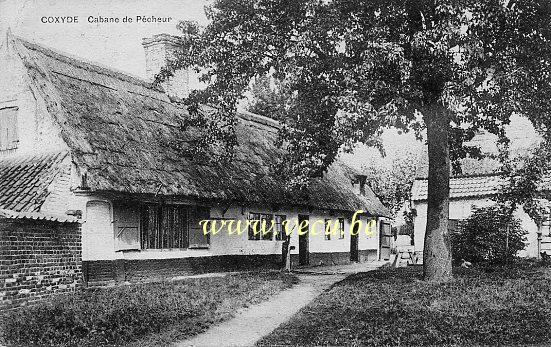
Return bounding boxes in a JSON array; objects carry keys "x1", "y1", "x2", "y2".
[
  {"x1": 0, "y1": 0, "x2": 422, "y2": 172},
  {"x1": 0, "y1": 0, "x2": 209, "y2": 78}
]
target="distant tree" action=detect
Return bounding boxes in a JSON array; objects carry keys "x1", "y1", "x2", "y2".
[
  {"x1": 247, "y1": 75, "x2": 287, "y2": 120},
  {"x1": 161, "y1": 1, "x2": 551, "y2": 281},
  {"x1": 364, "y1": 150, "x2": 418, "y2": 218},
  {"x1": 498, "y1": 140, "x2": 551, "y2": 225}
]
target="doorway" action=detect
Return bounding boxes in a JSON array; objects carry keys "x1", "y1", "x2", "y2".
[
  {"x1": 350, "y1": 222, "x2": 359, "y2": 262},
  {"x1": 379, "y1": 220, "x2": 392, "y2": 261},
  {"x1": 298, "y1": 214, "x2": 309, "y2": 266}
]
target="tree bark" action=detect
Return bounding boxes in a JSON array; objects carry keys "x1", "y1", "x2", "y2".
[{"x1": 423, "y1": 103, "x2": 453, "y2": 282}]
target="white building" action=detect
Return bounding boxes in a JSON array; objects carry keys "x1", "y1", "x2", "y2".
[{"x1": 410, "y1": 116, "x2": 547, "y2": 260}]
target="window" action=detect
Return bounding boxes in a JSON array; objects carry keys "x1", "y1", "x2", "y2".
[
  {"x1": 324, "y1": 219, "x2": 331, "y2": 240},
  {"x1": 261, "y1": 213, "x2": 274, "y2": 240},
  {"x1": 274, "y1": 215, "x2": 286, "y2": 241},
  {"x1": 248, "y1": 212, "x2": 261, "y2": 240},
  {"x1": 249, "y1": 212, "x2": 287, "y2": 241},
  {"x1": 0, "y1": 107, "x2": 18, "y2": 151},
  {"x1": 140, "y1": 204, "x2": 210, "y2": 250},
  {"x1": 338, "y1": 218, "x2": 345, "y2": 239}
]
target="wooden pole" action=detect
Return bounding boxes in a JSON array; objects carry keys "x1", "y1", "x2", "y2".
[{"x1": 506, "y1": 222, "x2": 509, "y2": 263}]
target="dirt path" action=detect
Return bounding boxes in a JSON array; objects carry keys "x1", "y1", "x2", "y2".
[
  {"x1": 174, "y1": 273, "x2": 344, "y2": 347},
  {"x1": 173, "y1": 262, "x2": 387, "y2": 347}
]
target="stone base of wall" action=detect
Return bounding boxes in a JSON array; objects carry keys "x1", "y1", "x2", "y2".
[
  {"x1": 83, "y1": 254, "x2": 283, "y2": 285},
  {"x1": 359, "y1": 249, "x2": 379, "y2": 262},
  {"x1": 290, "y1": 249, "x2": 379, "y2": 267},
  {"x1": 83, "y1": 249, "x2": 380, "y2": 285},
  {"x1": 309, "y1": 251, "x2": 352, "y2": 266},
  {"x1": 0, "y1": 219, "x2": 82, "y2": 310}
]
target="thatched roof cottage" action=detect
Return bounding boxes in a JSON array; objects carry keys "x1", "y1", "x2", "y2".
[{"x1": 0, "y1": 31, "x2": 390, "y2": 285}]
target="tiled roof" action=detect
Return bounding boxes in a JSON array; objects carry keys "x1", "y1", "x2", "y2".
[
  {"x1": 411, "y1": 174, "x2": 505, "y2": 201},
  {"x1": 0, "y1": 208, "x2": 79, "y2": 223},
  {"x1": 0, "y1": 152, "x2": 69, "y2": 212}
]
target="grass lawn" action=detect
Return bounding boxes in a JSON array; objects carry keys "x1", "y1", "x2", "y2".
[
  {"x1": 259, "y1": 262, "x2": 551, "y2": 346},
  {"x1": 0, "y1": 271, "x2": 298, "y2": 347}
]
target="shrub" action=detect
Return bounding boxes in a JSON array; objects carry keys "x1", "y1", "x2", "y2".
[{"x1": 451, "y1": 204, "x2": 527, "y2": 264}]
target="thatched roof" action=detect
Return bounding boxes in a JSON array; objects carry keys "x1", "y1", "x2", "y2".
[{"x1": 10, "y1": 36, "x2": 390, "y2": 217}]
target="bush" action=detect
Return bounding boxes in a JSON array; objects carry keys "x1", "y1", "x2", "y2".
[
  {"x1": 0, "y1": 272, "x2": 297, "y2": 346},
  {"x1": 451, "y1": 204, "x2": 527, "y2": 264}
]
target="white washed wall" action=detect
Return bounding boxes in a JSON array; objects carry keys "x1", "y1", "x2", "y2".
[
  {"x1": 413, "y1": 198, "x2": 539, "y2": 258},
  {"x1": 0, "y1": 43, "x2": 67, "y2": 158},
  {"x1": 79, "y1": 199, "x2": 382, "y2": 261}
]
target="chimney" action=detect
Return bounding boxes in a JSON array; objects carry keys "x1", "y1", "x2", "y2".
[
  {"x1": 142, "y1": 34, "x2": 189, "y2": 98},
  {"x1": 352, "y1": 174, "x2": 367, "y2": 196}
]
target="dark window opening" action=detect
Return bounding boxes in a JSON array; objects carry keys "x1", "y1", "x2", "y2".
[
  {"x1": 324, "y1": 219, "x2": 331, "y2": 240},
  {"x1": 140, "y1": 204, "x2": 210, "y2": 250},
  {"x1": 249, "y1": 212, "x2": 287, "y2": 241},
  {"x1": 338, "y1": 218, "x2": 345, "y2": 239}
]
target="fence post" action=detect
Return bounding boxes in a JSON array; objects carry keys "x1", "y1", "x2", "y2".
[
  {"x1": 538, "y1": 232, "x2": 542, "y2": 260},
  {"x1": 506, "y1": 222, "x2": 509, "y2": 263}
]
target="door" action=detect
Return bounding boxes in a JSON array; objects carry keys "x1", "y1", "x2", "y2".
[
  {"x1": 298, "y1": 214, "x2": 309, "y2": 266},
  {"x1": 85, "y1": 201, "x2": 113, "y2": 261},
  {"x1": 379, "y1": 220, "x2": 392, "y2": 260},
  {"x1": 350, "y1": 223, "x2": 359, "y2": 262}
]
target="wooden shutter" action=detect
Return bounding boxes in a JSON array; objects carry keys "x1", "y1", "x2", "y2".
[
  {"x1": 189, "y1": 206, "x2": 210, "y2": 248},
  {"x1": 114, "y1": 203, "x2": 140, "y2": 251},
  {"x1": 0, "y1": 107, "x2": 18, "y2": 150}
]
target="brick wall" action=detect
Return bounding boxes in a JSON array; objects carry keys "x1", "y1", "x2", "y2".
[{"x1": 0, "y1": 218, "x2": 82, "y2": 310}]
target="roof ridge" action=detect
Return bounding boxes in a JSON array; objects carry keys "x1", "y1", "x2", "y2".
[
  {"x1": 11, "y1": 36, "x2": 287, "y2": 129},
  {"x1": 12, "y1": 36, "x2": 158, "y2": 91},
  {"x1": 415, "y1": 171, "x2": 505, "y2": 181},
  {"x1": 237, "y1": 110, "x2": 280, "y2": 130}
]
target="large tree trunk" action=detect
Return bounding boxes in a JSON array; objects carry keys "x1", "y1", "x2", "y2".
[{"x1": 423, "y1": 103, "x2": 452, "y2": 282}]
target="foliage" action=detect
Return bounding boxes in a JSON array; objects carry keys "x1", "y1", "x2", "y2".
[
  {"x1": 498, "y1": 139, "x2": 551, "y2": 224},
  {"x1": 0, "y1": 272, "x2": 297, "y2": 347},
  {"x1": 363, "y1": 148, "x2": 418, "y2": 217},
  {"x1": 451, "y1": 204, "x2": 527, "y2": 264},
  {"x1": 162, "y1": 0, "x2": 551, "y2": 280},
  {"x1": 246, "y1": 74, "x2": 288, "y2": 120},
  {"x1": 258, "y1": 262, "x2": 551, "y2": 346},
  {"x1": 167, "y1": 0, "x2": 551, "y2": 185}
]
